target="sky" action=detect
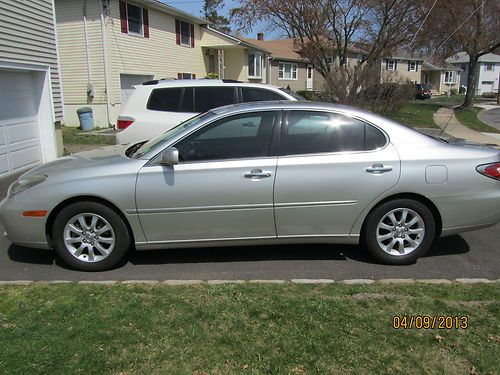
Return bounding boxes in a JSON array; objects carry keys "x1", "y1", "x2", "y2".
[{"x1": 161, "y1": 0, "x2": 282, "y2": 39}]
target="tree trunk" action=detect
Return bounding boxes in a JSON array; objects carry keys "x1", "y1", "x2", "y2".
[{"x1": 461, "y1": 54, "x2": 479, "y2": 109}]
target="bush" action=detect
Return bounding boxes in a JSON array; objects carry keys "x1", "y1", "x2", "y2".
[
  {"x1": 450, "y1": 88, "x2": 457, "y2": 95},
  {"x1": 205, "y1": 73, "x2": 219, "y2": 79},
  {"x1": 295, "y1": 90, "x2": 316, "y2": 100},
  {"x1": 481, "y1": 92, "x2": 496, "y2": 98},
  {"x1": 356, "y1": 82, "x2": 414, "y2": 114}
]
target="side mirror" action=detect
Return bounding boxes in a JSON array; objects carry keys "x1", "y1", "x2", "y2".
[{"x1": 160, "y1": 147, "x2": 179, "y2": 165}]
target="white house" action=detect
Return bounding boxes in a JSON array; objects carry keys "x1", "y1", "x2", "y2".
[{"x1": 446, "y1": 52, "x2": 500, "y2": 95}]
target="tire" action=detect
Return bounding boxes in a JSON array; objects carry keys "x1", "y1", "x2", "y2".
[
  {"x1": 362, "y1": 199, "x2": 436, "y2": 265},
  {"x1": 52, "y1": 201, "x2": 131, "y2": 271}
]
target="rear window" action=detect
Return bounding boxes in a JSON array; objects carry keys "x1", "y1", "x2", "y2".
[
  {"x1": 241, "y1": 87, "x2": 286, "y2": 102},
  {"x1": 194, "y1": 87, "x2": 236, "y2": 112},
  {"x1": 147, "y1": 88, "x2": 182, "y2": 112}
]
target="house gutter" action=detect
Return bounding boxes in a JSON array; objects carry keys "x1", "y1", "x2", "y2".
[{"x1": 99, "y1": 0, "x2": 113, "y2": 127}]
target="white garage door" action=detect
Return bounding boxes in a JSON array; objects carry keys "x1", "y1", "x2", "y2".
[
  {"x1": 120, "y1": 74, "x2": 154, "y2": 105},
  {"x1": 0, "y1": 70, "x2": 43, "y2": 177}
]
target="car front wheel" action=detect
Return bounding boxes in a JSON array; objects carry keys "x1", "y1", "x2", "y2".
[
  {"x1": 362, "y1": 199, "x2": 436, "y2": 265},
  {"x1": 52, "y1": 201, "x2": 131, "y2": 271}
]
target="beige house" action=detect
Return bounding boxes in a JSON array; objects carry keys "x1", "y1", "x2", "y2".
[
  {"x1": 0, "y1": 0, "x2": 62, "y2": 177},
  {"x1": 421, "y1": 60, "x2": 461, "y2": 94},
  {"x1": 55, "y1": 0, "x2": 268, "y2": 127}
]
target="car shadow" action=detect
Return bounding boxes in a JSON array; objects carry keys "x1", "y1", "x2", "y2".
[{"x1": 7, "y1": 234, "x2": 470, "y2": 268}]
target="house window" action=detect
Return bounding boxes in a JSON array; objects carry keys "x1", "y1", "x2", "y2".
[
  {"x1": 127, "y1": 3, "x2": 143, "y2": 35},
  {"x1": 387, "y1": 60, "x2": 396, "y2": 71},
  {"x1": 357, "y1": 54, "x2": 363, "y2": 64},
  {"x1": 325, "y1": 56, "x2": 333, "y2": 65},
  {"x1": 444, "y1": 71, "x2": 455, "y2": 84},
  {"x1": 178, "y1": 73, "x2": 196, "y2": 79},
  {"x1": 485, "y1": 63, "x2": 494, "y2": 71},
  {"x1": 180, "y1": 21, "x2": 191, "y2": 46},
  {"x1": 409, "y1": 61, "x2": 417, "y2": 71},
  {"x1": 248, "y1": 53, "x2": 262, "y2": 78},
  {"x1": 278, "y1": 62, "x2": 298, "y2": 80}
]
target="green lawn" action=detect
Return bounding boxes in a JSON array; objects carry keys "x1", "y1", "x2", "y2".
[
  {"x1": 62, "y1": 126, "x2": 115, "y2": 146},
  {"x1": 454, "y1": 107, "x2": 500, "y2": 134},
  {"x1": 1, "y1": 283, "x2": 499, "y2": 374},
  {"x1": 388, "y1": 102, "x2": 441, "y2": 129}
]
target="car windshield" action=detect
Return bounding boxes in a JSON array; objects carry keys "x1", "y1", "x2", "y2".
[{"x1": 133, "y1": 112, "x2": 213, "y2": 158}]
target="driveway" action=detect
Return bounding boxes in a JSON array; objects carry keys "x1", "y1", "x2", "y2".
[
  {"x1": 1, "y1": 166, "x2": 498, "y2": 282},
  {"x1": 479, "y1": 107, "x2": 500, "y2": 131}
]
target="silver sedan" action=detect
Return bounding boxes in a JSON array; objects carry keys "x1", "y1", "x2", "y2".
[{"x1": 1, "y1": 101, "x2": 499, "y2": 271}]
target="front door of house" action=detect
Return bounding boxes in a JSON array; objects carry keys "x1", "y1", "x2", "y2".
[{"x1": 306, "y1": 65, "x2": 313, "y2": 91}]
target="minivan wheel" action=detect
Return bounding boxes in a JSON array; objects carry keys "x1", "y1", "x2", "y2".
[
  {"x1": 52, "y1": 202, "x2": 131, "y2": 271},
  {"x1": 362, "y1": 199, "x2": 436, "y2": 265}
]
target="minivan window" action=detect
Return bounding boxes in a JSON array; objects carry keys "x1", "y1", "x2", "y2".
[
  {"x1": 281, "y1": 111, "x2": 385, "y2": 156},
  {"x1": 241, "y1": 87, "x2": 286, "y2": 102},
  {"x1": 147, "y1": 88, "x2": 183, "y2": 112},
  {"x1": 194, "y1": 87, "x2": 236, "y2": 113}
]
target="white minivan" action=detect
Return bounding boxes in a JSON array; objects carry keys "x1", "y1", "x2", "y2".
[{"x1": 116, "y1": 79, "x2": 302, "y2": 144}]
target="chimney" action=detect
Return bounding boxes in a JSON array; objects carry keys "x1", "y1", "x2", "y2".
[{"x1": 257, "y1": 32, "x2": 264, "y2": 41}]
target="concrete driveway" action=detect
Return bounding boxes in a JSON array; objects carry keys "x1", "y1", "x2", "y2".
[{"x1": 479, "y1": 107, "x2": 500, "y2": 131}]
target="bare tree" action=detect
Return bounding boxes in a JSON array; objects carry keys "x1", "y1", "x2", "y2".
[
  {"x1": 231, "y1": 0, "x2": 426, "y2": 109},
  {"x1": 419, "y1": 0, "x2": 500, "y2": 108}
]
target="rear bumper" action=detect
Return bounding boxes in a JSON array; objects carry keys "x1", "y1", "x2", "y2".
[{"x1": 0, "y1": 197, "x2": 51, "y2": 249}]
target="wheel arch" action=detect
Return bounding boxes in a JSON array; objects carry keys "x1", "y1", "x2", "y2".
[
  {"x1": 360, "y1": 193, "x2": 442, "y2": 238},
  {"x1": 45, "y1": 195, "x2": 136, "y2": 247}
]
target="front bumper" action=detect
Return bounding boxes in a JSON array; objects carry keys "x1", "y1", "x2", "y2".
[{"x1": 0, "y1": 196, "x2": 51, "y2": 249}]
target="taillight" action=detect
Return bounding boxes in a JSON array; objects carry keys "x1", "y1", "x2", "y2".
[
  {"x1": 116, "y1": 118, "x2": 134, "y2": 131},
  {"x1": 476, "y1": 162, "x2": 500, "y2": 180}
]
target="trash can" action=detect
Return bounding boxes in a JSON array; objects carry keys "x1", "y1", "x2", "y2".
[{"x1": 77, "y1": 107, "x2": 94, "y2": 131}]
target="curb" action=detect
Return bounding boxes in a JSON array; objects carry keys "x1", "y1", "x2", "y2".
[{"x1": 0, "y1": 278, "x2": 498, "y2": 286}]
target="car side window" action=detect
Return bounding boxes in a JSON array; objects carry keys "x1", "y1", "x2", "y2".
[
  {"x1": 147, "y1": 88, "x2": 183, "y2": 112},
  {"x1": 194, "y1": 87, "x2": 236, "y2": 113},
  {"x1": 280, "y1": 111, "x2": 385, "y2": 156},
  {"x1": 175, "y1": 111, "x2": 277, "y2": 162},
  {"x1": 241, "y1": 87, "x2": 286, "y2": 102}
]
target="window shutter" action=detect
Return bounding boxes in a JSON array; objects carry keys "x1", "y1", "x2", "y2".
[
  {"x1": 175, "y1": 20, "x2": 181, "y2": 45},
  {"x1": 416, "y1": 62, "x2": 419, "y2": 72},
  {"x1": 177, "y1": 73, "x2": 182, "y2": 79},
  {"x1": 119, "y1": 0, "x2": 128, "y2": 34},
  {"x1": 192, "y1": 73, "x2": 196, "y2": 79},
  {"x1": 394, "y1": 60, "x2": 398, "y2": 70},
  {"x1": 408, "y1": 61, "x2": 411, "y2": 71},
  {"x1": 190, "y1": 24, "x2": 195, "y2": 47},
  {"x1": 385, "y1": 59, "x2": 389, "y2": 70},
  {"x1": 143, "y1": 8, "x2": 149, "y2": 38}
]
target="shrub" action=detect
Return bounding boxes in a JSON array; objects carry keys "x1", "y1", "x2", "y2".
[
  {"x1": 481, "y1": 92, "x2": 496, "y2": 98},
  {"x1": 450, "y1": 88, "x2": 457, "y2": 95},
  {"x1": 295, "y1": 90, "x2": 316, "y2": 100}
]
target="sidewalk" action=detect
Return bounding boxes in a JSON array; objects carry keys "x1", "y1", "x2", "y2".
[{"x1": 433, "y1": 108, "x2": 500, "y2": 147}]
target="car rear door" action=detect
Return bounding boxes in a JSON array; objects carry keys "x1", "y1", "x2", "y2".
[
  {"x1": 273, "y1": 110, "x2": 401, "y2": 238},
  {"x1": 135, "y1": 110, "x2": 280, "y2": 243}
]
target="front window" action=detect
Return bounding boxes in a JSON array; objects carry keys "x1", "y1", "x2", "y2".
[
  {"x1": 180, "y1": 20, "x2": 191, "y2": 46},
  {"x1": 325, "y1": 56, "x2": 333, "y2": 65},
  {"x1": 278, "y1": 62, "x2": 298, "y2": 80},
  {"x1": 357, "y1": 54, "x2": 363, "y2": 63},
  {"x1": 175, "y1": 111, "x2": 278, "y2": 162},
  {"x1": 485, "y1": 63, "x2": 494, "y2": 71},
  {"x1": 248, "y1": 53, "x2": 263, "y2": 78},
  {"x1": 127, "y1": 3, "x2": 143, "y2": 35},
  {"x1": 444, "y1": 71, "x2": 455, "y2": 84},
  {"x1": 387, "y1": 60, "x2": 395, "y2": 71},
  {"x1": 409, "y1": 61, "x2": 417, "y2": 71}
]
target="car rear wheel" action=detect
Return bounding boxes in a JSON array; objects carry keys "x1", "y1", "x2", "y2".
[
  {"x1": 52, "y1": 202, "x2": 131, "y2": 271},
  {"x1": 362, "y1": 199, "x2": 436, "y2": 265}
]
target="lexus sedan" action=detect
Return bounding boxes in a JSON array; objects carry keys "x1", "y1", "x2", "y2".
[{"x1": 1, "y1": 101, "x2": 499, "y2": 271}]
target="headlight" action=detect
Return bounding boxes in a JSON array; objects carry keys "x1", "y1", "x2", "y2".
[{"x1": 7, "y1": 175, "x2": 47, "y2": 197}]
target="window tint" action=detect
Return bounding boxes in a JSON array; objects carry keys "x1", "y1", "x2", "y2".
[
  {"x1": 147, "y1": 88, "x2": 182, "y2": 112},
  {"x1": 175, "y1": 111, "x2": 277, "y2": 162},
  {"x1": 194, "y1": 87, "x2": 235, "y2": 113},
  {"x1": 180, "y1": 88, "x2": 194, "y2": 112},
  {"x1": 281, "y1": 111, "x2": 385, "y2": 155},
  {"x1": 241, "y1": 87, "x2": 285, "y2": 102}
]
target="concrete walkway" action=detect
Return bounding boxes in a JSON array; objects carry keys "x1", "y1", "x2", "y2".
[
  {"x1": 478, "y1": 107, "x2": 500, "y2": 131},
  {"x1": 433, "y1": 108, "x2": 500, "y2": 147}
]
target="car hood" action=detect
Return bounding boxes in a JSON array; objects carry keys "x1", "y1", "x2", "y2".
[{"x1": 21, "y1": 145, "x2": 130, "y2": 178}]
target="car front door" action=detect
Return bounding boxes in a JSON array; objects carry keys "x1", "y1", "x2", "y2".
[
  {"x1": 135, "y1": 110, "x2": 280, "y2": 244},
  {"x1": 274, "y1": 110, "x2": 401, "y2": 238}
]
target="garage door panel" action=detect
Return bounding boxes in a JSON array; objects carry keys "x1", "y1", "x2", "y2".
[
  {"x1": 6, "y1": 120, "x2": 39, "y2": 144},
  {"x1": 0, "y1": 154, "x2": 9, "y2": 176},
  {"x1": 0, "y1": 128, "x2": 5, "y2": 146},
  {"x1": 9, "y1": 145, "x2": 41, "y2": 171}
]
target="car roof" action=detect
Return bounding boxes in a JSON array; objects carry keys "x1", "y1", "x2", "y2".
[{"x1": 141, "y1": 79, "x2": 284, "y2": 90}]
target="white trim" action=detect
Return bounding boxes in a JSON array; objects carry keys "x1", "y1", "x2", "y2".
[
  {"x1": 126, "y1": 2, "x2": 144, "y2": 36},
  {"x1": 179, "y1": 20, "x2": 192, "y2": 47},
  {"x1": 387, "y1": 59, "x2": 396, "y2": 71},
  {"x1": 278, "y1": 62, "x2": 298, "y2": 81},
  {"x1": 409, "y1": 61, "x2": 417, "y2": 72},
  {"x1": 248, "y1": 52, "x2": 263, "y2": 79}
]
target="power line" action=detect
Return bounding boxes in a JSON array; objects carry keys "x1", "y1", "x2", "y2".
[
  {"x1": 407, "y1": 0, "x2": 438, "y2": 50},
  {"x1": 430, "y1": 0, "x2": 488, "y2": 57}
]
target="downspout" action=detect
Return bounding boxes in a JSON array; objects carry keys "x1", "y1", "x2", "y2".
[
  {"x1": 83, "y1": 0, "x2": 92, "y2": 85},
  {"x1": 99, "y1": 0, "x2": 113, "y2": 127}
]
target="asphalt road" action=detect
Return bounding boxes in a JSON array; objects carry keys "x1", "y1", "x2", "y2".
[
  {"x1": 479, "y1": 107, "x2": 500, "y2": 131},
  {"x1": 1, "y1": 173, "x2": 499, "y2": 282}
]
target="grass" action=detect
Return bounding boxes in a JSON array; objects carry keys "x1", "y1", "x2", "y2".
[
  {"x1": 388, "y1": 102, "x2": 441, "y2": 129},
  {"x1": 62, "y1": 126, "x2": 115, "y2": 146},
  {"x1": 454, "y1": 107, "x2": 500, "y2": 134},
  {"x1": 1, "y1": 283, "x2": 499, "y2": 374}
]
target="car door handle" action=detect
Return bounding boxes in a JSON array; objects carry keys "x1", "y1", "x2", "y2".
[
  {"x1": 366, "y1": 164, "x2": 393, "y2": 173},
  {"x1": 244, "y1": 169, "x2": 272, "y2": 179}
]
